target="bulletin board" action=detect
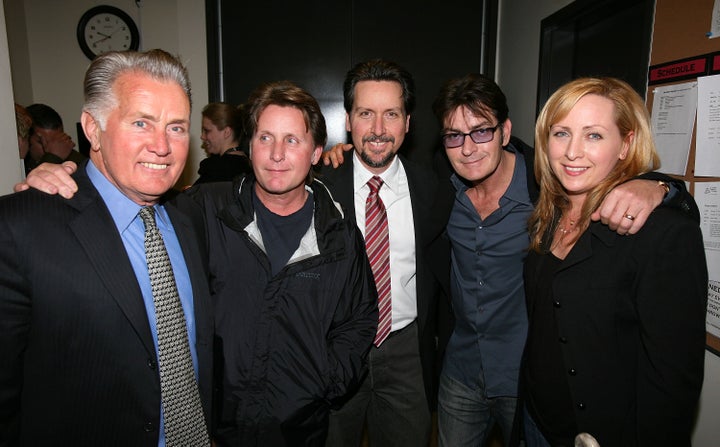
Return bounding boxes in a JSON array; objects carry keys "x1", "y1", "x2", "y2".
[{"x1": 645, "y1": 0, "x2": 720, "y2": 355}]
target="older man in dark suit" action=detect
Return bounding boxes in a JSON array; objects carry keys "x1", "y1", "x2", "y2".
[{"x1": 0, "y1": 49, "x2": 212, "y2": 446}]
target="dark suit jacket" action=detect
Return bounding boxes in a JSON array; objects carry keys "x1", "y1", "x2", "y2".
[
  {"x1": 317, "y1": 154, "x2": 453, "y2": 409},
  {"x1": 0, "y1": 164, "x2": 213, "y2": 446},
  {"x1": 523, "y1": 207, "x2": 707, "y2": 446}
]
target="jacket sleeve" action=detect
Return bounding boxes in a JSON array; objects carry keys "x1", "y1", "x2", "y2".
[
  {"x1": 325, "y1": 227, "x2": 379, "y2": 406},
  {"x1": 0, "y1": 203, "x2": 30, "y2": 445},
  {"x1": 635, "y1": 212, "x2": 707, "y2": 446},
  {"x1": 635, "y1": 172, "x2": 700, "y2": 223}
]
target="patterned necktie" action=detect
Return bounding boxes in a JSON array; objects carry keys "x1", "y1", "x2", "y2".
[
  {"x1": 365, "y1": 176, "x2": 392, "y2": 347},
  {"x1": 139, "y1": 207, "x2": 210, "y2": 447}
]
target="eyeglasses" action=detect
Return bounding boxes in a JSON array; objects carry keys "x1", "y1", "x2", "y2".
[{"x1": 441, "y1": 124, "x2": 500, "y2": 148}]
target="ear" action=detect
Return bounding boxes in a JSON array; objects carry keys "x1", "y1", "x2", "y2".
[
  {"x1": 81, "y1": 111, "x2": 102, "y2": 152},
  {"x1": 345, "y1": 113, "x2": 351, "y2": 133},
  {"x1": 619, "y1": 131, "x2": 633, "y2": 160},
  {"x1": 222, "y1": 126, "x2": 233, "y2": 139},
  {"x1": 311, "y1": 145, "x2": 323, "y2": 166},
  {"x1": 501, "y1": 119, "x2": 513, "y2": 146},
  {"x1": 404, "y1": 113, "x2": 411, "y2": 134}
]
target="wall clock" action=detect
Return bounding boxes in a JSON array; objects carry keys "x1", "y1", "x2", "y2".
[{"x1": 76, "y1": 5, "x2": 140, "y2": 60}]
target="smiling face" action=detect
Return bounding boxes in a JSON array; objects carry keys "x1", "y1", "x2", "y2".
[
  {"x1": 250, "y1": 104, "x2": 322, "y2": 202},
  {"x1": 443, "y1": 105, "x2": 511, "y2": 185},
  {"x1": 548, "y1": 94, "x2": 630, "y2": 201},
  {"x1": 346, "y1": 80, "x2": 410, "y2": 174},
  {"x1": 83, "y1": 71, "x2": 190, "y2": 206}
]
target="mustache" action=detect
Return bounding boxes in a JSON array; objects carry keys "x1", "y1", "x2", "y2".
[{"x1": 362, "y1": 134, "x2": 394, "y2": 144}]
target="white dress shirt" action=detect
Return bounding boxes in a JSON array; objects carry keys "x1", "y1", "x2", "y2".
[{"x1": 353, "y1": 152, "x2": 417, "y2": 332}]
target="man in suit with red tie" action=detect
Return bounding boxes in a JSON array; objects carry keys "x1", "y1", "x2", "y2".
[{"x1": 321, "y1": 59, "x2": 453, "y2": 447}]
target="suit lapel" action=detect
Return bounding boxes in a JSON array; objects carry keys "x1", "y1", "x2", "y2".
[
  {"x1": 165, "y1": 202, "x2": 211, "y2": 344},
  {"x1": 400, "y1": 157, "x2": 439, "y2": 334},
  {"x1": 558, "y1": 223, "x2": 616, "y2": 272},
  {"x1": 165, "y1": 200, "x2": 213, "y2": 413},
  {"x1": 67, "y1": 172, "x2": 156, "y2": 357}
]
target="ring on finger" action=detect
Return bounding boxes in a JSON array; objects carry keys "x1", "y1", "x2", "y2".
[{"x1": 624, "y1": 214, "x2": 635, "y2": 221}]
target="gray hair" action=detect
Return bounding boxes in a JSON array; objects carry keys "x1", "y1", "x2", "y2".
[{"x1": 83, "y1": 49, "x2": 191, "y2": 129}]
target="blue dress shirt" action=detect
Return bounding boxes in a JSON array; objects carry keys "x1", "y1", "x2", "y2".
[
  {"x1": 442, "y1": 145, "x2": 533, "y2": 398},
  {"x1": 87, "y1": 161, "x2": 198, "y2": 446}
]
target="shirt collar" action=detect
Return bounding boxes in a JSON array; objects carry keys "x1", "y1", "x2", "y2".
[
  {"x1": 352, "y1": 151, "x2": 402, "y2": 194},
  {"x1": 86, "y1": 160, "x2": 167, "y2": 234},
  {"x1": 450, "y1": 144, "x2": 532, "y2": 206}
]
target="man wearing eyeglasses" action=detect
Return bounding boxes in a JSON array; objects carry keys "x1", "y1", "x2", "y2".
[
  {"x1": 310, "y1": 69, "x2": 689, "y2": 446},
  {"x1": 430, "y1": 73, "x2": 694, "y2": 447}
]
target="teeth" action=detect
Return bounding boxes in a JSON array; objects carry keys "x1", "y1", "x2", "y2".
[
  {"x1": 141, "y1": 162, "x2": 168, "y2": 170},
  {"x1": 566, "y1": 166, "x2": 587, "y2": 172}
]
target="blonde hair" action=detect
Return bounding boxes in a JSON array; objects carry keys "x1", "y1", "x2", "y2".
[{"x1": 529, "y1": 77, "x2": 660, "y2": 252}]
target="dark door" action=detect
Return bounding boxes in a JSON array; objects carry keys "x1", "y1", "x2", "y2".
[
  {"x1": 207, "y1": 0, "x2": 495, "y2": 167},
  {"x1": 537, "y1": 0, "x2": 656, "y2": 114}
]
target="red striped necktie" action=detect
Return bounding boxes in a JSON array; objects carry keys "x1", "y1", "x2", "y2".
[{"x1": 365, "y1": 176, "x2": 391, "y2": 347}]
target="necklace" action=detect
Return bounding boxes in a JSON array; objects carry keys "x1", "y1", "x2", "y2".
[{"x1": 556, "y1": 216, "x2": 579, "y2": 235}]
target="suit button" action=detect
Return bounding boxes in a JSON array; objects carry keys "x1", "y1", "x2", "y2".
[
  {"x1": 147, "y1": 358, "x2": 156, "y2": 370},
  {"x1": 553, "y1": 300, "x2": 561, "y2": 308},
  {"x1": 577, "y1": 402, "x2": 586, "y2": 410},
  {"x1": 144, "y1": 421, "x2": 155, "y2": 432},
  {"x1": 559, "y1": 336, "x2": 568, "y2": 343},
  {"x1": 568, "y1": 368, "x2": 577, "y2": 376}
]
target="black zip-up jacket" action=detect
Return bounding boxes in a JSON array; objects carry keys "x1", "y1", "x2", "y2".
[{"x1": 184, "y1": 174, "x2": 378, "y2": 446}]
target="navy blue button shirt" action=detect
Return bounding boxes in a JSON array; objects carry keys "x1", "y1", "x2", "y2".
[{"x1": 443, "y1": 145, "x2": 533, "y2": 398}]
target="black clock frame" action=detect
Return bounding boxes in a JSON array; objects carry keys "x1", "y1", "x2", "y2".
[{"x1": 76, "y1": 5, "x2": 140, "y2": 60}]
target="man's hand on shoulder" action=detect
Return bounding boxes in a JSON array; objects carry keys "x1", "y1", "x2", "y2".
[
  {"x1": 321, "y1": 143, "x2": 353, "y2": 168},
  {"x1": 14, "y1": 161, "x2": 79, "y2": 199},
  {"x1": 591, "y1": 179, "x2": 666, "y2": 235}
]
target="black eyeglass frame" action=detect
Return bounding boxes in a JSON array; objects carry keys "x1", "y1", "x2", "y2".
[{"x1": 441, "y1": 124, "x2": 501, "y2": 148}]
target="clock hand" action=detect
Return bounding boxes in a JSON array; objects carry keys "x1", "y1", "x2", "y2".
[{"x1": 96, "y1": 32, "x2": 111, "y2": 38}]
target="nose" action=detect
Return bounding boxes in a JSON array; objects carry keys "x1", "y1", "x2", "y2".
[
  {"x1": 269, "y1": 142, "x2": 285, "y2": 162},
  {"x1": 460, "y1": 134, "x2": 477, "y2": 156},
  {"x1": 565, "y1": 136, "x2": 583, "y2": 160},
  {"x1": 371, "y1": 116, "x2": 385, "y2": 135},
  {"x1": 150, "y1": 130, "x2": 171, "y2": 156}
]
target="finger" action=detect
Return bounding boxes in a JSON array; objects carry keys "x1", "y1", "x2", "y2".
[
  {"x1": 61, "y1": 161, "x2": 79, "y2": 175},
  {"x1": 13, "y1": 182, "x2": 30, "y2": 193},
  {"x1": 26, "y1": 163, "x2": 79, "y2": 198},
  {"x1": 613, "y1": 213, "x2": 634, "y2": 234},
  {"x1": 24, "y1": 174, "x2": 60, "y2": 195},
  {"x1": 597, "y1": 202, "x2": 623, "y2": 231},
  {"x1": 625, "y1": 209, "x2": 649, "y2": 235}
]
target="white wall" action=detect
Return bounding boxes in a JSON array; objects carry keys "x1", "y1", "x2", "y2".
[
  {"x1": 496, "y1": 0, "x2": 574, "y2": 144},
  {"x1": 2, "y1": 0, "x2": 207, "y2": 190},
  {"x1": 0, "y1": 1, "x2": 23, "y2": 193},
  {"x1": 694, "y1": 351, "x2": 720, "y2": 445}
]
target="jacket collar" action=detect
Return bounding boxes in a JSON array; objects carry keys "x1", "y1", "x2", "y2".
[
  {"x1": 217, "y1": 173, "x2": 348, "y2": 255},
  {"x1": 559, "y1": 221, "x2": 619, "y2": 271}
]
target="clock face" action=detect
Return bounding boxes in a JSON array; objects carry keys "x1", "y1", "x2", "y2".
[{"x1": 77, "y1": 6, "x2": 140, "y2": 60}]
